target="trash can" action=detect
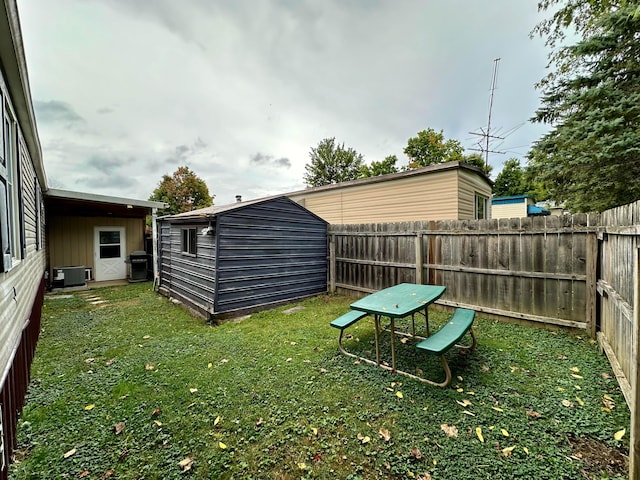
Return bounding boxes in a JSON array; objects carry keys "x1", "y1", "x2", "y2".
[{"x1": 126, "y1": 250, "x2": 148, "y2": 282}]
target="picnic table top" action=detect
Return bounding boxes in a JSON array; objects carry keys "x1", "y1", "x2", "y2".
[{"x1": 350, "y1": 283, "x2": 446, "y2": 318}]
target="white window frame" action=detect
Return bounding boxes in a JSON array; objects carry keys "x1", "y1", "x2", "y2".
[
  {"x1": 4, "y1": 104, "x2": 19, "y2": 267},
  {"x1": 474, "y1": 193, "x2": 488, "y2": 220}
]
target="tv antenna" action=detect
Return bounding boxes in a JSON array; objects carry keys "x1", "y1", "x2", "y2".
[{"x1": 469, "y1": 58, "x2": 505, "y2": 171}]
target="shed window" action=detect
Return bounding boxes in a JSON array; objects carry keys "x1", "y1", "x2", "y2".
[
  {"x1": 475, "y1": 194, "x2": 488, "y2": 220},
  {"x1": 181, "y1": 228, "x2": 197, "y2": 255}
]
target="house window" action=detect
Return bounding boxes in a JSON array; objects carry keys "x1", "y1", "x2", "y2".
[
  {"x1": 475, "y1": 194, "x2": 488, "y2": 220},
  {"x1": 181, "y1": 228, "x2": 197, "y2": 255},
  {"x1": 0, "y1": 99, "x2": 18, "y2": 272}
]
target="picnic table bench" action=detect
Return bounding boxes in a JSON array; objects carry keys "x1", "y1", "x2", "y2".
[{"x1": 330, "y1": 284, "x2": 476, "y2": 387}]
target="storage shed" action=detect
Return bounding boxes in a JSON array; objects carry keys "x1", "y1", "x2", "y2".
[{"x1": 158, "y1": 196, "x2": 328, "y2": 318}]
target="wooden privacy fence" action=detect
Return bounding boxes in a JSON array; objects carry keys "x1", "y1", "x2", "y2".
[
  {"x1": 328, "y1": 200, "x2": 640, "y2": 477},
  {"x1": 329, "y1": 213, "x2": 600, "y2": 332}
]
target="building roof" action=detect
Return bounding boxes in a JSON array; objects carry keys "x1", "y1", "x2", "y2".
[
  {"x1": 289, "y1": 161, "x2": 493, "y2": 197},
  {"x1": 491, "y1": 195, "x2": 530, "y2": 205},
  {"x1": 45, "y1": 189, "x2": 166, "y2": 218}
]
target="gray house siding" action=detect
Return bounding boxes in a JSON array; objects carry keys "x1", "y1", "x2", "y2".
[
  {"x1": 215, "y1": 198, "x2": 327, "y2": 313},
  {"x1": 158, "y1": 197, "x2": 327, "y2": 318}
]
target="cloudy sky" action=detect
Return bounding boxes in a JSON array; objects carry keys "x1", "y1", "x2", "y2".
[{"x1": 18, "y1": 0, "x2": 551, "y2": 205}]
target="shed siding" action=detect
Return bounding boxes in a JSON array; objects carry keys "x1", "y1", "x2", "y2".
[
  {"x1": 457, "y1": 169, "x2": 493, "y2": 219},
  {"x1": 215, "y1": 198, "x2": 327, "y2": 313},
  {"x1": 158, "y1": 221, "x2": 216, "y2": 314},
  {"x1": 492, "y1": 202, "x2": 527, "y2": 219},
  {"x1": 47, "y1": 216, "x2": 144, "y2": 276},
  {"x1": 290, "y1": 170, "x2": 461, "y2": 224}
]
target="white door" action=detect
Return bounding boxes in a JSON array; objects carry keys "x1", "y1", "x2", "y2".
[{"x1": 94, "y1": 227, "x2": 126, "y2": 281}]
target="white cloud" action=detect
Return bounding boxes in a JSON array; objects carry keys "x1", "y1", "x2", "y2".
[{"x1": 19, "y1": 0, "x2": 551, "y2": 204}]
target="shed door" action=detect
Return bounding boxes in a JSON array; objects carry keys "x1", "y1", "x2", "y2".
[{"x1": 94, "y1": 227, "x2": 126, "y2": 281}]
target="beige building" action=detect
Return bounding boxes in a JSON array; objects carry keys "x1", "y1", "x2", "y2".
[
  {"x1": 287, "y1": 161, "x2": 493, "y2": 224},
  {"x1": 45, "y1": 189, "x2": 165, "y2": 283},
  {"x1": 491, "y1": 195, "x2": 551, "y2": 220}
]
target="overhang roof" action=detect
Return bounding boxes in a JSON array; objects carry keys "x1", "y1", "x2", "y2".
[{"x1": 45, "y1": 189, "x2": 166, "y2": 218}]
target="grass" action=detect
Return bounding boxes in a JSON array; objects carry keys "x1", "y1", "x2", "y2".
[{"x1": 10, "y1": 282, "x2": 629, "y2": 479}]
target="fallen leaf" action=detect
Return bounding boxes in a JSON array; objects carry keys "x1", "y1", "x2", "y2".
[
  {"x1": 85, "y1": 358, "x2": 95, "y2": 363},
  {"x1": 502, "y1": 445, "x2": 516, "y2": 456},
  {"x1": 526, "y1": 409, "x2": 542, "y2": 418},
  {"x1": 462, "y1": 410, "x2": 475, "y2": 416},
  {"x1": 319, "y1": 368, "x2": 327, "y2": 374},
  {"x1": 105, "y1": 359, "x2": 115, "y2": 366},
  {"x1": 313, "y1": 452, "x2": 322, "y2": 462},
  {"x1": 440, "y1": 424, "x2": 458, "y2": 438},
  {"x1": 410, "y1": 447, "x2": 423, "y2": 459},
  {"x1": 467, "y1": 391, "x2": 475, "y2": 395},
  {"x1": 63, "y1": 448, "x2": 76, "y2": 459},
  {"x1": 571, "y1": 373, "x2": 584, "y2": 379},
  {"x1": 79, "y1": 470, "x2": 90, "y2": 478},
  {"x1": 84, "y1": 404, "x2": 95, "y2": 411},
  {"x1": 492, "y1": 406, "x2": 504, "y2": 412},
  {"x1": 418, "y1": 473, "x2": 432, "y2": 480},
  {"x1": 219, "y1": 441, "x2": 227, "y2": 449},
  {"x1": 562, "y1": 399, "x2": 574, "y2": 408},
  {"x1": 189, "y1": 388, "x2": 198, "y2": 394},
  {"x1": 457, "y1": 375, "x2": 463, "y2": 382},
  {"x1": 286, "y1": 358, "x2": 292, "y2": 362},
  {"x1": 602, "y1": 372, "x2": 612, "y2": 379},
  {"x1": 214, "y1": 416, "x2": 222, "y2": 426},
  {"x1": 153, "y1": 420, "x2": 162, "y2": 426},
  {"x1": 558, "y1": 354, "x2": 568, "y2": 360},
  {"x1": 476, "y1": 427, "x2": 484, "y2": 442},
  {"x1": 482, "y1": 365, "x2": 490, "y2": 372},
  {"x1": 143, "y1": 335, "x2": 150, "y2": 339},
  {"x1": 576, "y1": 397, "x2": 585, "y2": 406},
  {"x1": 570, "y1": 367, "x2": 580, "y2": 373},
  {"x1": 614, "y1": 428, "x2": 626, "y2": 440},
  {"x1": 523, "y1": 447, "x2": 530, "y2": 454},
  {"x1": 208, "y1": 363, "x2": 213, "y2": 368},
  {"x1": 400, "y1": 337, "x2": 409, "y2": 344},
  {"x1": 357, "y1": 433, "x2": 371, "y2": 444},
  {"x1": 145, "y1": 364, "x2": 154, "y2": 371},
  {"x1": 255, "y1": 417, "x2": 263, "y2": 428},
  {"x1": 220, "y1": 358, "x2": 229, "y2": 363},
  {"x1": 501, "y1": 428, "x2": 509, "y2": 437},
  {"x1": 118, "y1": 448, "x2": 128, "y2": 461},
  {"x1": 100, "y1": 469, "x2": 114, "y2": 479},
  {"x1": 151, "y1": 408, "x2": 161, "y2": 417},
  {"x1": 456, "y1": 399, "x2": 472, "y2": 407},
  {"x1": 510, "y1": 366, "x2": 518, "y2": 373},
  {"x1": 311, "y1": 427, "x2": 318, "y2": 436},
  {"x1": 179, "y1": 457, "x2": 194, "y2": 471},
  {"x1": 603, "y1": 395, "x2": 615, "y2": 409},
  {"x1": 379, "y1": 428, "x2": 391, "y2": 441},
  {"x1": 113, "y1": 422, "x2": 125, "y2": 435},
  {"x1": 297, "y1": 462, "x2": 307, "y2": 470},
  {"x1": 396, "y1": 391, "x2": 403, "y2": 399}
]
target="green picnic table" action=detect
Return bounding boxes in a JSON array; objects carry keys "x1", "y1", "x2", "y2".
[{"x1": 331, "y1": 283, "x2": 476, "y2": 386}]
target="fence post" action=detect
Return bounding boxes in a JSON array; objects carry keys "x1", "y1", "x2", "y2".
[
  {"x1": 630, "y1": 246, "x2": 640, "y2": 479},
  {"x1": 415, "y1": 233, "x2": 423, "y2": 285},
  {"x1": 585, "y1": 233, "x2": 598, "y2": 338},
  {"x1": 329, "y1": 234, "x2": 336, "y2": 293}
]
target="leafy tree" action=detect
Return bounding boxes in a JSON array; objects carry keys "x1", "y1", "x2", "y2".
[
  {"x1": 493, "y1": 159, "x2": 526, "y2": 197},
  {"x1": 304, "y1": 138, "x2": 364, "y2": 187},
  {"x1": 529, "y1": 4, "x2": 640, "y2": 212},
  {"x1": 404, "y1": 128, "x2": 464, "y2": 169},
  {"x1": 360, "y1": 155, "x2": 399, "y2": 178},
  {"x1": 149, "y1": 166, "x2": 213, "y2": 215},
  {"x1": 462, "y1": 153, "x2": 493, "y2": 177}
]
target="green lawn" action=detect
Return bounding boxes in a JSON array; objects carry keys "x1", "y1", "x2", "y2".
[{"x1": 10, "y1": 283, "x2": 629, "y2": 479}]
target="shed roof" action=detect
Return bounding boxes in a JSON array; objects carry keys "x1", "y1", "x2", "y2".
[
  {"x1": 491, "y1": 195, "x2": 530, "y2": 205},
  {"x1": 162, "y1": 195, "x2": 327, "y2": 223}
]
